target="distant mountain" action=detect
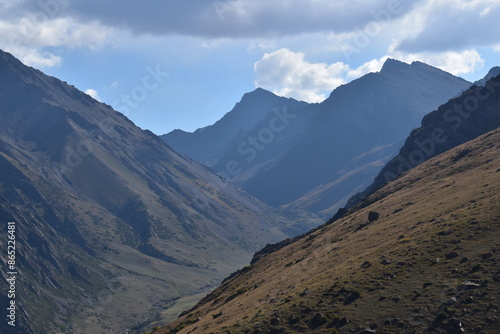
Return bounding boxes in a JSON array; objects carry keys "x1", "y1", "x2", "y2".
[
  {"x1": 348, "y1": 73, "x2": 500, "y2": 209},
  {"x1": 163, "y1": 60, "x2": 471, "y2": 219},
  {"x1": 474, "y1": 66, "x2": 500, "y2": 86},
  {"x1": 155, "y1": 121, "x2": 500, "y2": 334},
  {"x1": 234, "y1": 59, "x2": 471, "y2": 217},
  {"x1": 161, "y1": 88, "x2": 308, "y2": 164},
  {"x1": 0, "y1": 50, "x2": 317, "y2": 334}
]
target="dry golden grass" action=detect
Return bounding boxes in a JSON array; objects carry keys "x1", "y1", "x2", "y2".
[{"x1": 155, "y1": 128, "x2": 500, "y2": 334}]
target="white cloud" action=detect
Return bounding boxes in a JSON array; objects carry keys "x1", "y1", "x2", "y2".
[
  {"x1": 254, "y1": 48, "x2": 349, "y2": 102},
  {"x1": 3, "y1": 45, "x2": 62, "y2": 67},
  {"x1": 0, "y1": 16, "x2": 115, "y2": 67},
  {"x1": 391, "y1": 49, "x2": 485, "y2": 75},
  {"x1": 347, "y1": 56, "x2": 389, "y2": 79},
  {"x1": 84, "y1": 89, "x2": 101, "y2": 101},
  {"x1": 253, "y1": 47, "x2": 486, "y2": 104},
  {"x1": 36, "y1": 18, "x2": 114, "y2": 50}
]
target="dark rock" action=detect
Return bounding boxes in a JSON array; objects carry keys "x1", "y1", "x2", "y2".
[
  {"x1": 288, "y1": 315, "x2": 301, "y2": 324},
  {"x1": 270, "y1": 317, "x2": 280, "y2": 325},
  {"x1": 299, "y1": 288, "x2": 310, "y2": 297},
  {"x1": 446, "y1": 251, "x2": 460, "y2": 259},
  {"x1": 381, "y1": 258, "x2": 393, "y2": 265},
  {"x1": 309, "y1": 313, "x2": 328, "y2": 328},
  {"x1": 212, "y1": 310, "x2": 223, "y2": 319},
  {"x1": 482, "y1": 251, "x2": 494, "y2": 260},
  {"x1": 301, "y1": 306, "x2": 313, "y2": 314},
  {"x1": 445, "y1": 297, "x2": 457, "y2": 305},
  {"x1": 338, "y1": 317, "x2": 349, "y2": 327},
  {"x1": 441, "y1": 317, "x2": 464, "y2": 333},
  {"x1": 465, "y1": 296, "x2": 475, "y2": 303},
  {"x1": 437, "y1": 229, "x2": 455, "y2": 236},
  {"x1": 457, "y1": 281, "x2": 481, "y2": 290},
  {"x1": 368, "y1": 211, "x2": 380, "y2": 222},
  {"x1": 460, "y1": 257, "x2": 469, "y2": 263},
  {"x1": 360, "y1": 261, "x2": 372, "y2": 268}
]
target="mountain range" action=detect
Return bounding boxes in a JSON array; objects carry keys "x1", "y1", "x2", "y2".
[
  {"x1": 162, "y1": 59, "x2": 471, "y2": 218},
  {"x1": 0, "y1": 48, "x2": 498, "y2": 334},
  {"x1": 155, "y1": 74, "x2": 500, "y2": 334},
  {"x1": 348, "y1": 73, "x2": 500, "y2": 209},
  {"x1": 0, "y1": 50, "x2": 317, "y2": 334}
]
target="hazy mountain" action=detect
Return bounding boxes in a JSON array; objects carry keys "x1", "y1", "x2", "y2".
[
  {"x1": 474, "y1": 66, "x2": 500, "y2": 86},
  {"x1": 237, "y1": 59, "x2": 471, "y2": 217},
  {"x1": 348, "y1": 73, "x2": 500, "y2": 209},
  {"x1": 161, "y1": 88, "x2": 308, "y2": 164},
  {"x1": 156, "y1": 125, "x2": 500, "y2": 334},
  {"x1": 0, "y1": 50, "x2": 317, "y2": 334}
]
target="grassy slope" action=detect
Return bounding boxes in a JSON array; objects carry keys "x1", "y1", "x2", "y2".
[{"x1": 155, "y1": 128, "x2": 500, "y2": 334}]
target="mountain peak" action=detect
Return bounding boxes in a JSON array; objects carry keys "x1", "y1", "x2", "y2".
[
  {"x1": 474, "y1": 66, "x2": 500, "y2": 86},
  {"x1": 485, "y1": 66, "x2": 500, "y2": 79},
  {"x1": 243, "y1": 87, "x2": 275, "y2": 99},
  {"x1": 380, "y1": 58, "x2": 410, "y2": 72}
]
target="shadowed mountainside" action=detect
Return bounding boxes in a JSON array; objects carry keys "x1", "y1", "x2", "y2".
[
  {"x1": 161, "y1": 88, "x2": 309, "y2": 165},
  {"x1": 347, "y1": 74, "x2": 500, "y2": 209},
  {"x1": 163, "y1": 59, "x2": 471, "y2": 219},
  {"x1": 155, "y1": 125, "x2": 500, "y2": 334},
  {"x1": 0, "y1": 50, "x2": 318, "y2": 334}
]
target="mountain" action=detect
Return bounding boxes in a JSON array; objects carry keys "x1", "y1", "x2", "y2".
[
  {"x1": 161, "y1": 88, "x2": 309, "y2": 165},
  {"x1": 243, "y1": 60, "x2": 470, "y2": 216},
  {"x1": 0, "y1": 50, "x2": 317, "y2": 334},
  {"x1": 348, "y1": 73, "x2": 500, "y2": 209},
  {"x1": 205, "y1": 59, "x2": 470, "y2": 218},
  {"x1": 155, "y1": 126, "x2": 500, "y2": 334},
  {"x1": 474, "y1": 66, "x2": 500, "y2": 86}
]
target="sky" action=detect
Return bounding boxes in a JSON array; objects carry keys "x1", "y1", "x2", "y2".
[{"x1": 0, "y1": 0, "x2": 499, "y2": 135}]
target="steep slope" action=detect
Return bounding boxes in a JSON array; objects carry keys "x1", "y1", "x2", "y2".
[
  {"x1": 0, "y1": 50, "x2": 315, "y2": 334},
  {"x1": 474, "y1": 66, "x2": 500, "y2": 86},
  {"x1": 348, "y1": 74, "x2": 500, "y2": 208},
  {"x1": 211, "y1": 102, "x2": 321, "y2": 181},
  {"x1": 156, "y1": 126, "x2": 500, "y2": 334},
  {"x1": 161, "y1": 88, "x2": 308, "y2": 164},
  {"x1": 239, "y1": 59, "x2": 471, "y2": 217}
]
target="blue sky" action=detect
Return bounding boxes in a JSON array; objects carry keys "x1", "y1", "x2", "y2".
[{"x1": 0, "y1": 0, "x2": 499, "y2": 135}]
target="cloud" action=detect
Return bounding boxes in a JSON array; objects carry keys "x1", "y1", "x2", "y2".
[
  {"x1": 1, "y1": 0, "x2": 417, "y2": 38},
  {"x1": 254, "y1": 48, "x2": 349, "y2": 102},
  {"x1": 84, "y1": 89, "x2": 102, "y2": 101},
  {"x1": 0, "y1": 15, "x2": 115, "y2": 67},
  {"x1": 392, "y1": 49, "x2": 485, "y2": 75},
  {"x1": 347, "y1": 56, "x2": 389, "y2": 79},
  {"x1": 396, "y1": 0, "x2": 500, "y2": 52},
  {"x1": 3, "y1": 45, "x2": 62, "y2": 67},
  {"x1": 254, "y1": 47, "x2": 485, "y2": 103}
]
